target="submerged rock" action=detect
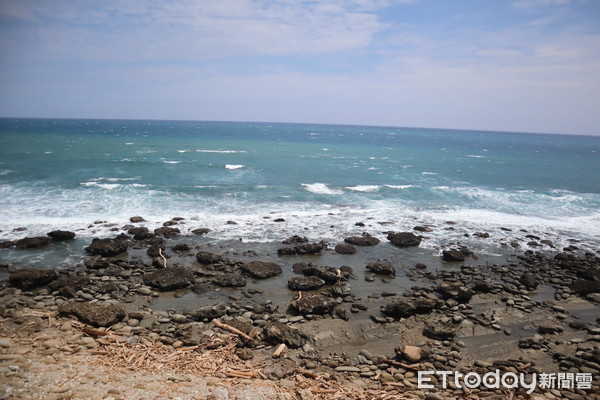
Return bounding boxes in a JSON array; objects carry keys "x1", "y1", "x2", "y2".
[
  {"x1": 59, "y1": 302, "x2": 126, "y2": 327},
  {"x1": 213, "y1": 273, "x2": 247, "y2": 287},
  {"x1": 47, "y1": 230, "x2": 76, "y2": 241},
  {"x1": 9, "y1": 269, "x2": 58, "y2": 289},
  {"x1": 387, "y1": 232, "x2": 421, "y2": 247},
  {"x1": 15, "y1": 236, "x2": 50, "y2": 250},
  {"x1": 84, "y1": 235, "x2": 129, "y2": 257},
  {"x1": 241, "y1": 261, "x2": 282, "y2": 279},
  {"x1": 366, "y1": 262, "x2": 396, "y2": 276},
  {"x1": 288, "y1": 276, "x2": 325, "y2": 291},
  {"x1": 344, "y1": 234, "x2": 380, "y2": 246},
  {"x1": 196, "y1": 251, "x2": 223, "y2": 265},
  {"x1": 154, "y1": 226, "x2": 180, "y2": 237},
  {"x1": 442, "y1": 249, "x2": 465, "y2": 262},
  {"x1": 128, "y1": 226, "x2": 154, "y2": 240},
  {"x1": 334, "y1": 244, "x2": 357, "y2": 254}
]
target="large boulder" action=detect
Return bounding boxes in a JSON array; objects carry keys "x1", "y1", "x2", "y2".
[
  {"x1": 382, "y1": 301, "x2": 416, "y2": 318},
  {"x1": 344, "y1": 234, "x2": 380, "y2": 246},
  {"x1": 128, "y1": 227, "x2": 154, "y2": 240},
  {"x1": 387, "y1": 232, "x2": 421, "y2": 247},
  {"x1": 335, "y1": 244, "x2": 357, "y2": 254},
  {"x1": 153, "y1": 226, "x2": 180, "y2": 237},
  {"x1": 58, "y1": 302, "x2": 126, "y2": 327},
  {"x1": 423, "y1": 324, "x2": 456, "y2": 341},
  {"x1": 84, "y1": 236, "x2": 128, "y2": 257},
  {"x1": 240, "y1": 261, "x2": 282, "y2": 279},
  {"x1": 9, "y1": 269, "x2": 57, "y2": 289},
  {"x1": 47, "y1": 230, "x2": 76, "y2": 241},
  {"x1": 191, "y1": 303, "x2": 228, "y2": 320},
  {"x1": 288, "y1": 276, "x2": 326, "y2": 291},
  {"x1": 143, "y1": 266, "x2": 194, "y2": 291},
  {"x1": 15, "y1": 236, "x2": 49, "y2": 250},
  {"x1": 442, "y1": 250, "x2": 465, "y2": 262},
  {"x1": 366, "y1": 262, "x2": 396, "y2": 276},
  {"x1": 264, "y1": 322, "x2": 307, "y2": 348},
  {"x1": 570, "y1": 280, "x2": 600, "y2": 296},
  {"x1": 291, "y1": 294, "x2": 335, "y2": 315},
  {"x1": 213, "y1": 273, "x2": 247, "y2": 287},
  {"x1": 519, "y1": 272, "x2": 538, "y2": 290},
  {"x1": 302, "y1": 265, "x2": 339, "y2": 284},
  {"x1": 282, "y1": 235, "x2": 309, "y2": 244},
  {"x1": 436, "y1": 282, "x2": 473, "y2": 303},
  {"x1": 196, "y1": 251, "x2": 223, "y2": 265}
]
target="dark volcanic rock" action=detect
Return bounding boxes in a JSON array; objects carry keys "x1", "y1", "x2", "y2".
[
  {"x1": 436, "y1": 282, "x2": 473, "y2": 303},
  {"x1": 9, "y1": 269, "x2": 58, "y2": 289},
  {"x1": 277, "y1": 247, "x2": 296, "y2": 256},
  {"x1": 213, "y1": 273, "x2": 247, "y2": 287},
  {"x1": 191, "y1": 303, "x2": 227, "y2": 320},
  {"x1": 291, "y1": 294, "x2": 335, "y2": 315},
  {"x1": 129, "y1": 216, "x2": 145, "y2": 223},
  {"x1": 240, "y1": 261, "x2": 282, "y2": 279},
  {"x1": 58, "y1": 302, "x2": 126, "y2": 327},
  {"x1": 128, "y1": 226, "x2": 154, "y2": 240},
  {"x1": 172, "y1": 243, "x2": 191, "y2": 252},
  {"x1": 519, "y1": 272, "x2": 538, "y2": 290},
  {"x1": 143, "y1": 266, "x2": 194, "y2": 291},
  {"x1": 382, "y1": 301, "x2": 416, "y2": 318},
  {"x1": 335, "y1": 244, "x2": 357, "y2": 254},
  {"x1": 294, "y1": 242, "x2": 326, "y2": 255},
  {"x1": 15, "y1": 236, "x2": 50, "y2": 250},
  {"x1": 84, "y1": 236, "x2": 128, "y2": 257},
  {"x1": 292, "y1": 263, "x2": 310, "y2": 274},
  {"x1": 0, "y1": 241, "x2": 14, "y2": 249},
  {"x1": 48, "y1": 274, "x2": 90, "y2": 292},
  {"x1": 366, "y1": 262, "x2": 396, "y2": 276},
  {"x1": 195, "y1": 251, "x2": 223, "y2": 264},
  {"x1": 192, "y1": 228, "x2": 211, "y2": 235},
  {"x1": 47, "y1": 230, "x2": 76, "y2": 241},
  {"x1": 302, "y1": 265, "x2": 339, "y2": 284},
  {"x1": 344, "y1": 234, "x2": 380, "y2": 246},
  {"x1": 264, "y1": 322, "x2": 307, "y2": 348},
  {"x1": 442, "y1": 249, "x2": 465, "y2": 262},
  {"x1": 387, "y1": 232, "x2": 421, "y2": 247},
  {"x1": 288, "y1": 276, "x2": 326, "y2": 291},
  {"x1": 154, "y1": 226, "x2": 180, "y2": 237},
  {"x1": 423, "y1": 324, "x2": 456, "y2": 341},
  {"x1": 147, "y1": 239, "x2": 165, "y2": 258},
  {"x1": 570, "y1": 280, "x2": 600, "y2": 296},
  {"x1": 282, "y1": 235, "x2": 308, "y2": 245}
]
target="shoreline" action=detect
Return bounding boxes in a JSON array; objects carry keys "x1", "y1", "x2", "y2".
[{"x1": 1, "y1": 216, "x2": 599, "y2": 399}]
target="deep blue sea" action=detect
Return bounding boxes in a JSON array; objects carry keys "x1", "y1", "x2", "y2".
[{"x1": 1, "y1": 118, "x2": 599, "y2": 254}]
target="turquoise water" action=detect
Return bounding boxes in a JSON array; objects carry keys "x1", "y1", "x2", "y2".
[{"x1": 1, "y1": 118, "x2": 599, "y2": 252}]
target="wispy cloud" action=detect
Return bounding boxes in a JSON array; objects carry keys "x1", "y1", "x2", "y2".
[{"x1": 512, "y1": 0, "x2": 570, "y2": 9}]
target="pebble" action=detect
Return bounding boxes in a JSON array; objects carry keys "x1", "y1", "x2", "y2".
[
  {"x1": 335, "y1": 366, "x2": 361, "y2": 373},
  {"x1": 137, "y1": 287, "x2": 152, "y2": 295},
  {"x1": 0, "y1": 338, "x2": 13, "y2": 348},
  {"x1": 60, "y1": 322, "x2": 73, "y2": 332},
  {"x1": 279, "y1": 378, "x2": 296, "y2": 388}
]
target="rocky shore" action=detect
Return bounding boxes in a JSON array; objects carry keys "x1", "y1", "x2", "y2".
[{"x1": 1, "y1": 216, "x2": 599, "y2": 400}]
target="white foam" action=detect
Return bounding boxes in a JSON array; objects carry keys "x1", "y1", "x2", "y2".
[
  {"x1": 225, "y1": 164, "x2": 245, "y2": 170},
  {"x1": 422, "y1": 172, "x2": 438, "y2": 175},
  {"x1": 80, "y1": 182, "x2": 121, "y2": 189},
  {"x1": 301, "y1": 183, "x2": 344, "y2": 195},
  {"x1": 196, "y1": 149, "x2": 247, "y2": 154},
  {"x1": 385, "y1": 184, "x2": 419, "y2": 189},
  {"x1": 163, "y1": 161, "x2": 181, "y2": 164},
  {"x1": 0, "y1": 170, "x2": 14, "y2": 176},
  {"x1": 467, "y1": 155, "x2": 486, "y2": 159},
  {"x1": 177, "y1": 150, "x2": 190, "y2": 153},
  {"x1": 346, "y1": 185, "x2": 380, "y2": 192}
]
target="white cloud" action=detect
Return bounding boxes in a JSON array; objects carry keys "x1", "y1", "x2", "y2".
[{"x1": 0, "y1": 0, "x2": 392, "y2": 60}]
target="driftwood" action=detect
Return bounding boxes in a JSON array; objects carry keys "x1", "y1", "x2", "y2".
[
  {"x1": 212, "y1": 319, "x2": 254, "y2": 341},
  {"x1": 82, "y1": 327, "x2": 108, "y2": 336},
  {"x1": 272, "y1": 343, "x2": 286, "y2": 358},
  {"x1": 158, "y1": 248, "x2": 167, "y2": 268}
]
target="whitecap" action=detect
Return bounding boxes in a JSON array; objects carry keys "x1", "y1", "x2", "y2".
[
  {"x1": 196, "y1": 149, "x2": 247, "y2": 154},
  {"x1": 422, "y1": 172, "x2": 438, "y2": 175},
  {"x1": 385, "y1": 185, "x2": 418, "y2": 189},
  {"x1": 467, "y1": 155, "x2": 486, "y2": 159},
  {"x1": 80, "y1": 182, "x2": 121, "y2": 189},
  {"x1": 163, "y1": 161, "x2": 181, "y2": 164},
  {"x1": 225, "y1": 164, "x2": 245, "y2": 170},
  {"x1": 0, "y1": 170, "x2": 14, "y2": 176},
  {"x1": 345, "y1": 185, "x2": 380, "y2": 192},
  {"x1": 301, "y1": 183, "x2": 344, "y2": 195},
  {"x1": 177, "y1": 150, "x2": 190, "y2": 153}
]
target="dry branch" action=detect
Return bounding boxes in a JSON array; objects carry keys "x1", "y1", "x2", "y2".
[{"x1": 212, "y1": 319, "x2": 254, "y2": 341}]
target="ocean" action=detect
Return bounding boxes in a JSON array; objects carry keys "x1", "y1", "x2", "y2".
[{"x1": 1, "y1": 118, "x2": 599, "y2": 257}]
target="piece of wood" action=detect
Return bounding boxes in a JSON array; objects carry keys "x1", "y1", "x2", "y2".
[
  {"x1": 82, "y1": 327, "x2": 107, "y2": 336},
  {"x1": 212, "y1": 319, "x2": 254, "y2": 341},
  {"x1": 272, "y1": 343, "x2": 286, "y2": 358},
  {"x1": 225, "y1": 370, "x2": 255, "y2": 379},
  {"x1": 158, "y1": 248, "x2": 167, "y2": 268}
]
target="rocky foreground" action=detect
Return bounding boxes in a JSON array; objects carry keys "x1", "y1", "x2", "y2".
[{"x1": 0, "y1": 217, "x2": 599, "y2": 400}]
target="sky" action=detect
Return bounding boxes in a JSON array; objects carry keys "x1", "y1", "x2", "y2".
[{"x1": 0, "y1": 0, "x2": 599, "y2": 135}]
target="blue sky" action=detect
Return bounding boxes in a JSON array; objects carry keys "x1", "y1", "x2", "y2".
[{"x1": 1, "y1": 0, "x2": 599, "y2": 135}]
